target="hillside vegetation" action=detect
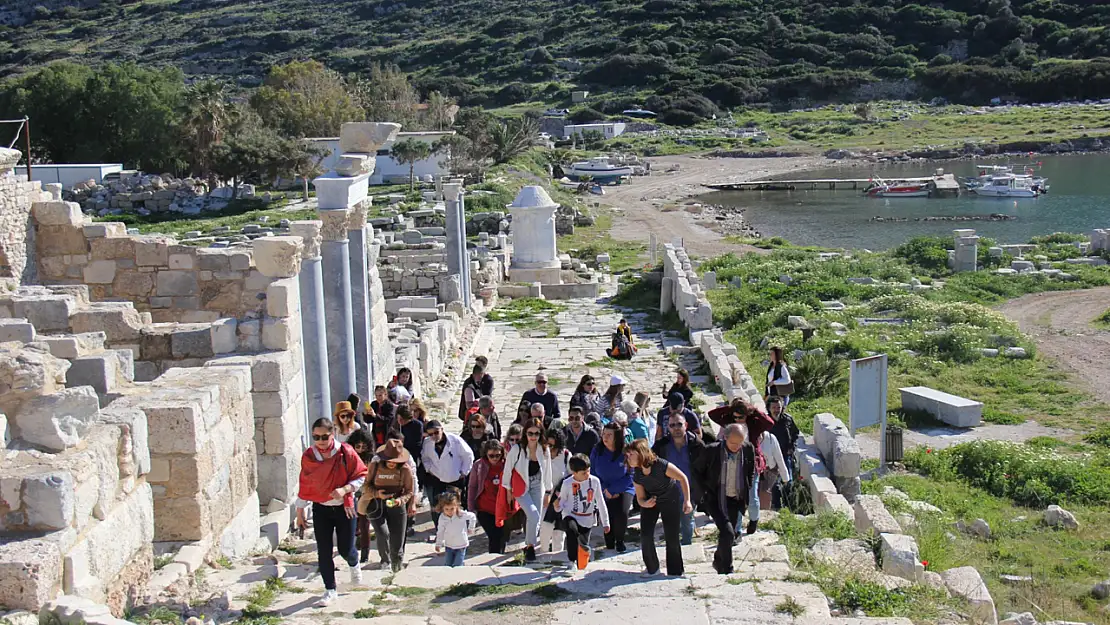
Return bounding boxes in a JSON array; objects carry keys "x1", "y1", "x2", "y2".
[{"x1": 4, "y1": 0, "x2": 1110, "y2": 114}]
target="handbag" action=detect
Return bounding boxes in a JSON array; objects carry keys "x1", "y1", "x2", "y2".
[
  {"x1": 773, "y1": 382, "x2": 795, "y2": 396},
  {"x1": 510, "y1": 447, "x2": 528, "y2": 498}
]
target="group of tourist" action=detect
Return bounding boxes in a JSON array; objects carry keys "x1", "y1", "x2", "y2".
[{"x1": 296, "y1": 346, "x2": 797, "y2": 607}]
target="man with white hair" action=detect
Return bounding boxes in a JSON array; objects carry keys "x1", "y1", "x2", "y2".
[{"x1": 691, "y1": 423, "x2": 755, "y2": 575}]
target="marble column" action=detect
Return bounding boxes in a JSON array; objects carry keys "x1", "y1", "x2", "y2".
[
  {"x1": 319, "y1": 208, "x2": 357, "y2": 405},
  {"x1": 348, "y1": 203, "x2": 373, "y2": 400},
  {"x1": 507, "y1": 185, "x2": 562, "y2": 284},
  {"x1": 443, "y1": 182, "x2": 472, "y2": 308},
  {"x1": 290, "y1": 220, "x2": 331, "y2": 425}
]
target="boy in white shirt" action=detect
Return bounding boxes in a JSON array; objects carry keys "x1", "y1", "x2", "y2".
[
  {"x1": 434, "y1": 491, "x2": 477, "y2": 567},
  {"x1": 558, "y1": 454, "x2": 611, "y2": 570}
]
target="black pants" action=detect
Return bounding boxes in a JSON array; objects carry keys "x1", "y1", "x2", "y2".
[
  {"x1": 707, "y1": 495, "x2": 745, "y2": 574},
  {"x1": 368, "y1": 502, "x2": 407, "y2": 567},
  {"x1": 313, "y1": 503, "x2": 356, "y2": 590},
  {"x1": 564, "y1": 517, "x2": 594, "y2": 563},
  {"x1": 604, "y1": 493, "x2": 633, "y2": 548},
  {"x1": 476, "y1": 510, "x2": 506, "y2": 554},
  {"x1": 639, "y1": 496, "x2": 683, "y2": 576}
]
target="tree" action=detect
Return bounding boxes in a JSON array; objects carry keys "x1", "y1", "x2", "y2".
[
  {"x1": 250, "y1": 60, "x2": 363, "y2": 138},
  {"x1": 390, "y1": 138, "x2": 432, "y2": 191},
  {"x1": 487, "y1": 117, "x2": 539, "y2": 164},
  {"x1": 853, "y1": 102, "x2": 873, "y2": 121},
  {"x1": 350, "y1": 62, "x2": 420, "y2": 128},
  {"x1": 422, "y1": 91, "x2": 456, "y2": 130},
  {"x1": 182, "y1": 79, "x2": 234, "y2": 185},
  {"x1": 208, "y1": 119, "x2": 326, "y2": 199}
]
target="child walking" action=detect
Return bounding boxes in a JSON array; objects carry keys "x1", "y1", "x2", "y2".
[
  {"x1": 558, "y1": 454, "x2": 610, "y2": 570},
  {"x1": 434, "y1": 491, "x2": 477, "y2": 567}
]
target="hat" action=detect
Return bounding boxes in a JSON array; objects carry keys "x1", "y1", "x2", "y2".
[
  {"x1": 376, "y1": 441, "x2": 411, "y2": 464},
  {"x1": 610, "y1": 374, "x2": 626, "y2": 386},
  {"x1": 334, "y1": 401, "x2": 355, "y2": 417},
  {"x1": 424, "y1": 419, "x2": 443, "y2": 432},
  {"x1": 534, "y1": 372, "x2": 548, "y2": 382},
  {"x1": 620, "y1": 399, "x2": 640, "y2": 415},
  {"x1": 668, "y1": 392, "x2": 686, "y2": 410}
]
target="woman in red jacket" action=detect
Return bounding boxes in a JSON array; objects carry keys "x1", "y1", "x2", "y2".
[
  {"x1": 467, "y1": 439, "x2": 514, "y2": 554},
  {"x1": 707, "y1": 399, "x2": 775, "y2": 535},
  {"x1": 295, "y1": 417, "x2": 368, "y2": 607}
]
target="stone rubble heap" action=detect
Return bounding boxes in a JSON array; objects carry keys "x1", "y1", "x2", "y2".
[{"x1": 64, "y1": 173, "x2": 216, "y2": 217}]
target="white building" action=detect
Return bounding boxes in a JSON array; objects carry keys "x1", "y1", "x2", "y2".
[
  {"x1": 563, "y1": 122, "x2": 626, "y2": 140},
  {"x1": 31, "y1": 163, "x2": 124, "y2": 188},
  {"x1": 306, "y1": 130, "x2": 455, "y2": 185}
]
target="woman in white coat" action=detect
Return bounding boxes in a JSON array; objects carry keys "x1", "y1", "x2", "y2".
[
  {"x1": 766, "y1": 346, "x2": 792, "y2": 407},
  {"x1": 501, "y1": 417, "x2": 553, "y2": 562},
  {"x1": 757, "y1": 425, "x2": 791, "y2": 510}
]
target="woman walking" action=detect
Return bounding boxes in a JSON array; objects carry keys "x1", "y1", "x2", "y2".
[
  {"x1": 358, "y1": 436, "x2": 415, "y2": 573},
  {"x1": 468, "y1": 440, "x2": 511, "y2": 554},
  {"x1": 601, "y1": 375, "x2": 626, "y2": 419},
  {"x1": 347, "y1": 429, "x2": 375, "y2": 564},
  {"x1": 589, "y1": 422, "x2": 634, "y2": 553},
  {"x1": 389, "y1": 367, "x2": 415, "y2": 404},
  {"x1": 663, "y1": 368, "x2": 695, "y2": 407},
  {"x1": 502, "y1": 418, "x2": 553, "y2": 561},
  {"x1": 333, "y1": 401, "x2": 363, "y2": 444},
  {"x1": 570, "y1": 375, "x2": 606, "y2": 417},
  {"x1": 459, "y1": 360, "x2": 494, "y2": 421},
  {"x1": 503, "y1": 423, "x2": 523, "y2": 450},
  {"x1": 295, "y1": 418, "x2": 368, "y2": 607},
  {"x1": 625, "y1": 438, "x2": 693, "y2": 577},
  {"x1": 765, "y1": 346, "x2": 793, "y2": 407},
  {"x1": 461, "y1": 414, "x2": 497, "y2": 459}
]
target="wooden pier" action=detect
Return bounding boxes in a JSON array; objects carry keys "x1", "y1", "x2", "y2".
[{"x1": 706, "y1": 173, "x2": 962, "y2": 196}]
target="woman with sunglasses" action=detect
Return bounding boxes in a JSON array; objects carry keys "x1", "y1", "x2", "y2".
[
  {"x1": 589, "y1": 422, "x2": 634, "y2": 553},
  {"x1": 625, "y1": 438, "x2": 693, "y2": 577},
  {"x1": 502, "y1": 418, "x2": 553, "y2": 562},
  {"x1": 295, "y1": 417, "x2": 368, "y2": 607},
  {"x1": 333, "y1": 401, "x2": 364, "y2": 444},
  {"x1": 570, "y1": 374, "x2": 606, "y2": 417},
  {"x1": 503, "y1": 423, "x2": 523, "y2": 450},
  {"x1": 346, "y1": 429, "x2": 375, "y2": 564},
  {"x1": 461, "y1": 414, "x2": 498, "y2": 459},
  {"x1": 358, "y1": 433, "x2": 415, "y2": 573},
  {"x1": 468, "y1": 439, "x2": 511, "y2": 554}
]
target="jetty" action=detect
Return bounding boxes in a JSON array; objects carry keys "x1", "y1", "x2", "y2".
[{"x1": 706, "y1": 173, "x2": 962, "y2": 196}]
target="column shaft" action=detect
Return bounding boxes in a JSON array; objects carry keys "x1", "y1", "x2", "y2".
[
  {"x1": 349, "y1": 224, "x2": 372, "y2": 399},
  {"x1": 298, "y1": 256, "x2": 331, "y2": 426},
  {"x1": 321, "y1": 239, "x2": 357, "y2": 405}
]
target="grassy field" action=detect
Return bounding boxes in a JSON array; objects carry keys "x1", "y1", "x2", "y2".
[{"x1": 700, "y1": 235, "x2": 1110, "y2": 432}]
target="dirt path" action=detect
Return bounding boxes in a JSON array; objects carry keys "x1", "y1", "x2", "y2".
[
  {"x1": 997, "y1": 286, "x2": 1110, "y2": 406},
  {"x1": 599, "y1": 154, "x2": 829, "y2": 258}
]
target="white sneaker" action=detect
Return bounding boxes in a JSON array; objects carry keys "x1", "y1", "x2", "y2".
[
  {"x1": 349, "y1": 563, "x2": 363, "y2": 585},
  {"x1": 314, "y1": 589, "x2": 338, "y2": 607}
]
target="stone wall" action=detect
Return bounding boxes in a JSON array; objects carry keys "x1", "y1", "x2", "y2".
[
  {"x1": 378, "y1": 243, "x2": 506, "y2": 302},
  {"x1": 0, "y1": 160, "x2": 51, "y2": 283}
]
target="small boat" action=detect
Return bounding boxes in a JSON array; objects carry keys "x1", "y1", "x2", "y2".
[
  {"x1": 969, "y1": 174, "x2": 1039, "y2": 198},
  {"x1": 864, "y1": 179, "x2": 930, "y2": 198},
  {"x1": 566, "y1": 157, "x2": 634, "y2": 181},
  {"x1": 622, "y1": 108, "x2": 657, "y2": 118}
]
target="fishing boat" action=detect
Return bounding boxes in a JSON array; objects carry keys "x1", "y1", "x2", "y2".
[
  {"x1": 864, "y1": 179, "x2": 930, "y2": 198},
  {"x1": 565, "y1": 157, "x2": 635, "y2": 181},
  {"x1": 969, "y1": 174, "x2": 1039, "y2": 198},
  {"x1": 964, "y1": 163, "x2": 1048, "y2": 194}
]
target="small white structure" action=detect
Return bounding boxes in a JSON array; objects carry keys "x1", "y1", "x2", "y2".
[
  {"x1": 31, "y1": 164, "x2": 124, "y2": 188},
  {"x1": 507, "y1": 186, "x2": 562, "y2": 285},
  {"x1": 563, "y1": 122, "x2": 626, "y2": 140},
  {"x1": 571, "y1": 90, "x2": 590, "y2": 103},
  {"x1": 306, "y1": 130, "x2": 455, "y2": 186}
]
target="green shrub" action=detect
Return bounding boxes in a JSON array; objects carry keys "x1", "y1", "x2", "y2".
[
  {"x1": 891, "y1": 236, "x2": 950, "y2": 274},
  {"x1": 792, "y1": 352, "x2": 847, "y2": 398}
]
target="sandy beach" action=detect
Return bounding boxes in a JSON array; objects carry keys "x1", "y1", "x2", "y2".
[{"x1": 600, "y1": 154, "x2": 830, "y2": 258}]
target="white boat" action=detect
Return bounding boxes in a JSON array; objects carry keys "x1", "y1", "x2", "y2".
[
  {"x1": 566, "y1": 157, "x2": 634, "y2": 181},
  {"x1": 964, "y1": 163, "x2": 1048, "y2": 194},
  {"x1": 969, "y1": 174, "x2": 1039, "y2": 198}
]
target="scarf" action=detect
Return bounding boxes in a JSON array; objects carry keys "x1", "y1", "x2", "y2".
[{"x1": 298, "y1": 440, "x2": 367, "y2": 507}]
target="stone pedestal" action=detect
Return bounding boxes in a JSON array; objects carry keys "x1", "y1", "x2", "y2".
[
  {"x1": 314, "y1": 172, "x2": 370, "y2": 210},
  {"x1": 319, "y1": 209, "x2": 357, "y2": 404},
  {"x1": 953, "y1": 229, "x2": 979, "y2": 273},
  {"x1": 290, "y1": 220, "x2": 331, "y2": 426},
  {"x1": 348, "y1": 207, "x2": 373, "y2": 399},
  {"x1": 507, "y1": 186, "x2": 562, "y2": 285}
]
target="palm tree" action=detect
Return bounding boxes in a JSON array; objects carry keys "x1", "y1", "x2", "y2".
[
  {"x1": 391, "y1": 138, "x2": 432, "y2": 192},
  {"x1": 183, "y1": 80, "x2": 233, "y2": 185},
  {"x1": 488, "y1": 116, "x2": 539, "y2": 164}
]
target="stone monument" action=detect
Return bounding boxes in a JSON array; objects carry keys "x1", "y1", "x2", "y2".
[
  {"x1": 507, "y1": 186, "x2": 562, "y2": 285},
  {"x1": 953, "y1": 228, "x2": 979, "y2": 273}
]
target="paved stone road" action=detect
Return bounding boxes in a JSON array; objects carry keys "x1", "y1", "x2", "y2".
[{"x1": 157, "y1": 287, "x2": 913, "y2": 625}]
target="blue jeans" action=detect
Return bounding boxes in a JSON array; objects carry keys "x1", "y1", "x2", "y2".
[
  {"x1": 734, "y1": 473, "x2": 759, "y2": 533},
  {"x1": 444, "y1": 547, "x2": 467, "y2": 567},
  {"x1": 516, "y1": 473, "x2": 545, "y2": 547},
  {"x1": 680, "y1": 511, "x2": 694, "y2": 545}
]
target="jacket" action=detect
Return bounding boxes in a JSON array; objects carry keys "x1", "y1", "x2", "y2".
[
  {"x1": 357, "y1": 456, "x2": 416, "y2": 515},
  {"x1": 296, "y1": 440, "x2": 367, "y2": 508},
  {"x1": 707, "y1": 405, "x2": 776, "y2": 474},
  {"x1": 626, "y1": 417, "x2": 652, "y2": 441},
  {"x1": 766, "y1": 362, "x2": 792, "y2": 395},
  {"x1": 501, "y1": 443, "x2": 554, "y2": 495},
  {"x1": 590, "y1": 445, "x2": 634, "y2": 495},
  {"x1": 692, "y1": 441, "x2": 755, "y2": 520},
  {"x1": 655, "y1": 406, "x2": 701, "y2": 440},
  {"x1": 421, "y1": 433, "x2": 475, "y2": 485},
  {"x1": 760, "y1": 432, "x2": 790, "y2": 481},
  {"x1": 435, "y1": 509, "x2": 478, "y2": 550},
  {"x1": 564, "y1": 425, "x2": 600, "y2": 456},
  {"x1": 770, "y1": 412, "x2": 800, "y2": 459},
  {"x1": 521, "y1": 388, "x2": 560, "y2": 426},
  {"x1": 653, "y1": 432, "x2": 706, "y2": 504}
]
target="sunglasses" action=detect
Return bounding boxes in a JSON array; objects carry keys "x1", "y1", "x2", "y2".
[
  {"x1": 509, "y1": 437, "x2": 521, "y2": 442},
  {"x1": 471, "y1": 424, "x2": 486, "y2": 429},
  {"x1": 584, "y1": 382, "x2": 594, "y2": 386},
  {"x1": 487, "y1": 453, "x2": 502, "y2": 459},
  {"x1": 312, "y1": 433, "x2": 332, "y2": 441},
  {"x1": 527, "y1": 431, "x2": 541, "y2": 437},
  {"x1": 536, "y1": 380, "x2": 548, "y2": 385},
  {"x1": 668, "y1": 423, "x2": 685, "y2": 429}
]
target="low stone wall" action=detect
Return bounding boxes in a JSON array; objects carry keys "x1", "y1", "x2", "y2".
[
  {"x1": 0, "y1": 169, "x2": 51, "y2": 283},
  {"x1": 378, "y1": 242, "x2": 507, "y2": 302}
]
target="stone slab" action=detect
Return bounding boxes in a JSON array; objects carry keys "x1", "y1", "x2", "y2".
[{"x1": 899, "y1": 386, "x2": 982, "y2": 428}]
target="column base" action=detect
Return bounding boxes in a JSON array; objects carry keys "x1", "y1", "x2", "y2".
[{"x1": 509, "y1": 266, "x2": 563, "y2": 285}]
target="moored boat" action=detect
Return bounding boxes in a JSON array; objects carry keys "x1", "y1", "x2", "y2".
[
  {"x1": 969, "y1": 174, "x2": 1039, "y2": 198},
  {"x1": 566, "y1": 157, "x2": 635, "y2": 181},
  {"x1": 864, "y1": 179, "x2": 930, "y2": 198}
]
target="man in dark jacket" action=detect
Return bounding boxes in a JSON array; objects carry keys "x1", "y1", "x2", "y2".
[
  {"x1": 564, "y1": 407, "x2": 600, "y2": 456},
  {"x1": 767, "y1": 395, "x2": 800, "y2": 509},
  {"x1": 521, "y1": 372, "x2": 560, "y2": 427},
  {"x1": 653, "y1": 411, "x2": 706, "y2": 545},
  {"x1": 692, "y1": 423, "x2": 756, "y2": 575}
]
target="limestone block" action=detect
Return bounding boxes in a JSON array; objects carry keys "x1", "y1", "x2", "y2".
[
  {"x1": 24, "y1": 471, "x2": 76, "y2": 530},
  {"x1": 816, "y1": 492, "x2": 853, "y2": 520},
  {"x1": 33, "y1": 200, "x2": 83, "y2": 226},
  {"x1": 12, "y1": 294, "x2": 76, "y2": 332},
  {"x1": 62, "y1": 482, "x2": 154, "y2": 602},
  {"x1": 132, "y1": 397, "x2": 209, "y2": 455},
  {"x1": 229, "y1": 251, "x2": 251, "y2": 271},
  {"x1": 831, "y1": 436, "x2": 862, "y2": 479},
  {"x1": 253, "y1": 387, "x2": 294, "y2": 419},
  {"x1": 89, "y1": 237, "x2": 135, "y2": 261},
  {"x1": 71, "y1": 303, "x2": 143, "y2": 344},
  {"x1": 288, "y1": 220, "x2": 323, "y2": 259},
  {"x1": 82, "y1": 223, "x2": 127, "y2": 239},
  {"x1": 82, "y1": 260, "x2": 117, "y2": 284},
  {"x1": 219, "y1": 493, "x2": 260, "y2": 558},
  {"x1": 14, "y1": 386, "x2": 100, "y2": 452},
  {"x1": 261, "y1": 317, "x2": 295, "y2": 350},
  {"x1": 899, "y1": 386, "x2": 982, "y2": 428},
  {"x1": 37, "y1": 225, "x2": 88, "y2": 258},
  {"x1": 249, "y1": 350, "x2": 297, "y2": 392},
  {"x1": 1044, "y1": 504, "x2": 1080, "y2": 530},
  {"x1": 211, "y1": 318, "x2": 237, "y2": 354},
  {"x1": 880, "y1": 533, "x2": 924, "y2": 582},
  {"x1": 797, "y1": 445, "x2": 828, "y2": 480},
  {"x1": 134, "y1": 239, "x2": 170, "y2": 267},
  {"x1": 65, "y1": 353, "x2": 120, "y2": 395},
  {"x1": 0, "y1": 318, "x2": 35, "y2": 343},
  {"x1": 0, "y1": 343, "x2": 71, "y2": 417},
  {"x1": 253, "y1": 236, "x2": 304, "y2": 278},
  {"x1": 156, "y1": 270, "x2": 199, "y2": 297},
  {"x1": 806, "y1": 473, "x2": 838, "y2": 504},
  {"x1": 265, "y1": 278, "x2": 300, "y2": 318},
  {"x1": 237, "y1": 319, "x2": 262, "y2": 351},
  {"x1": 0, "y1": 539, "x2": 62, "y2": 610},
  {"x1": 170, "y1": 324, "x2": 215, "y2": 359},
  {"x1": 941, "y1": 567, "x2": 997, "y2": 625},
  {"x1": 854, "y1": 495, "x2": 901, "y2": 535},
  {"x1": 339, "y1": 121, "x2": 401, "y2": 154}
]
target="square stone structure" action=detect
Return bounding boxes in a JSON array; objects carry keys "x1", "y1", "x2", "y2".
[
  {"x1": 507, "y1": 186, "x2": 562, "y2": 285},
  {"x1": 899, "y1": 386, "x2": 983, "y2": 428}
]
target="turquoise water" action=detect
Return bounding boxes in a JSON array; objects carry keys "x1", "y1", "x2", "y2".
[{"x1": 698, "y1": 153, "x2": 1110, "y2": 250}]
